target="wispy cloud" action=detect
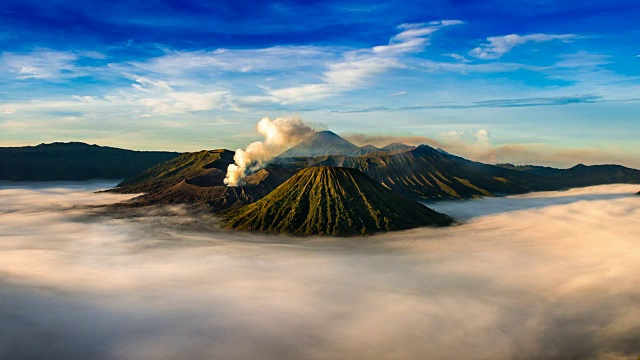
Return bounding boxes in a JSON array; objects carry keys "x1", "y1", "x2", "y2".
[
  {"x1": 137, "y1": 91, "x2": 231, "y2": 114},
  {"x1": 471, "y1": 95, "x2": 601, "y2": 107},
  {"x1": 1, "y1": 49, "x2": 105, "y2": 80},
  {"x1": 470, "y1": 33, "x2": 575, "y2": 60},
  {"x1": 333, "y1": 95, "x2": 605, "y2": 113},
  {"x1": 265, "y1": 20, "x2": 463, "y2": 103},
  {"x1": 122, "y1": 46, "x2": 336, "y2": 77},
  {"x1": 123, "y1": 73, "x2": 173, "y2": 92}
]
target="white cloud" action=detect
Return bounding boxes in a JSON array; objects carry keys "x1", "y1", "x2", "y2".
[
  {"x1": 138, "y1": 91, "x2": 230, "y2": 114},
  {"x1": 2, "y1": 50, "x2": 78, "y2": 79},
  {"x1": 0, "y1": 105, "x2": 17, "y2": 114},
  {"x1": 553, "y1": 51, "x2": 611, "y2": 68},
  {"x1": 123, "y1": 46, "x2": 334, "y2": 76},
  {"x1": 470, "y1": 33, "x2": 575, "y2": 60},
  {"x1": 441, "y1": 53, "x2": 471, "y2": 62},
  {"x1": 324, "y1": 56, "x2": 402, "y2": 87},
  {"x1": 415, "y1": 59, "x2": 531, "y2": 74},
  {"x1": 71, "y1": 95, "x2": 99, "y2": 103},
  {"x1": 123, "y1": 73, "x2": 173, "y2": 92},
  {"x1": 267, "y1": 56, "x2": 403, "y2": 104},
  {"x1": 1, "y1": 82, "x2": 229, "y2": 118},
  {"x1": 436, "y1": 20, "x2": 464, "y2": 26},
  {"x1": 7, "y1": 20, "x2": 463, "y2": 113},
  {"x1": 267, "y1": 20, "x2": 463, "y2": 104},
  {"x1": 389, "y1": 91, "x2": 408, "y2": 97},
  {"x1": 118, "y1": 72, "x2": 231, "y2": 114},
  {"x1": 1, "y1": 49, "x2": 106, "y2": 80}
]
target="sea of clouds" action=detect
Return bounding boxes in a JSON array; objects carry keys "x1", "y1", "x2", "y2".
[{"x1": 1, "y1": 182, "x2": 639, "y2": 360}]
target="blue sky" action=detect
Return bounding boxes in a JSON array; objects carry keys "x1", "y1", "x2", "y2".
[{"x1": 1, "y1": 0, "x2": 639, "y2": 167}]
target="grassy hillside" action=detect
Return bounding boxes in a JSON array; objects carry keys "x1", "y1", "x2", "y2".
[{"x1": 219, "y1": 166, "x2": 453, "y2": 236}]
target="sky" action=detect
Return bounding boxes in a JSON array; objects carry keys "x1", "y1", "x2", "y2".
[{"x1": 1, "y1": 0, "x2": 639, "y2": 167}]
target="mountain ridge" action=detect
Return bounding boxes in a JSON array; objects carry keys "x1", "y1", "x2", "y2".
[{"x1": 110, "y1": 136, "x2": 640, "y2": 212}]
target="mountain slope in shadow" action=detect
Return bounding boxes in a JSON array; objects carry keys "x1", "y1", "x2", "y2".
[{"x1": 0, "y1": 142, "x2": 179, "y2": 181}]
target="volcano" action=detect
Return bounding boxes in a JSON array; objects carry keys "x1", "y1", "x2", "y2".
[
  {"x1": 279, "y1": 131, "x2": 378, "y2": 157},
  {"x1": 219, "y1": 166, "x2": 453, "y2": 236}
]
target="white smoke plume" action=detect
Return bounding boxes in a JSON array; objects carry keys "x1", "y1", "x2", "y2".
[{"x1": 224, "y1": 115, "x2": 317, "y2": 186}]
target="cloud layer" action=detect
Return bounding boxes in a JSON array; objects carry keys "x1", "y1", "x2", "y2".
[{"x1": 1, "y1": 182, "x2": 640, "y2": 359}]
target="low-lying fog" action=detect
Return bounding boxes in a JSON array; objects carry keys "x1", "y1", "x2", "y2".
[{"x1": 1, "y1": 182, "x2": 639, "y2": 360}]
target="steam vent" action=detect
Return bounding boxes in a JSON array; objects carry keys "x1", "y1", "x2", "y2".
[{"x1": 219, "y1": 166, "x2": 453, "y2": 236}]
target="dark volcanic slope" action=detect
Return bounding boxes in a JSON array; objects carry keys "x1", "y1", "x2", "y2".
[
  {"x1": 219, "y1": 166, "x2": 453, "y2": 236},
  {"x1": 0, "y1": 142, "x2": 179, "y2": 181},
  {"x1": 115, "y1": 149, "x2": 297, "y2": 211},
  {"x1": 114, "y1": 149, "x2": 234, "y2": 194},
  {"x1": 132, "y1": 168, "x2": 297, "y2": 210}
]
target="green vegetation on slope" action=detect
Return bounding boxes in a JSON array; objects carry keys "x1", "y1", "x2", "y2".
[
  {"x1": 219, "y1": 166, "x2": 452, "y2": 236},
  {"x1": 0, "y1": 142, "x2": 179, "y2": 181}
]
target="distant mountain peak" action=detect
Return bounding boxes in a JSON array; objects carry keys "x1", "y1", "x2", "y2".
[
  {"x1": 278, "y1": 131, "x2": 360, "y2": 158},
  {"x1": 302, "y1": 130, "x2": 357, "y2": 146},
  {"x1": 381, "y1": 143, "x2": 414, "y2": 151},
  {"x1": 313, "y1": 130, "x2": 339, "y2": 136}
]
